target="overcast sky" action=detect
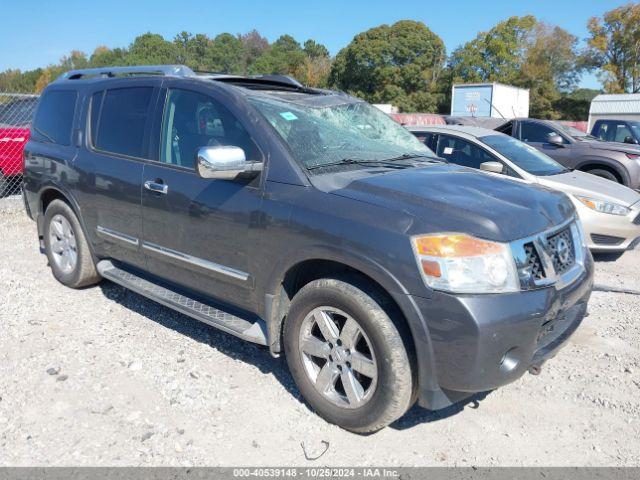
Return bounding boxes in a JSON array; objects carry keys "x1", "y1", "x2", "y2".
[{"x1": 1, "y1": 0, "x2": 625, "y2": 89}]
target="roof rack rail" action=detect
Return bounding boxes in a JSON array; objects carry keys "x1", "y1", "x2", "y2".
[{"x1": 56, "y1": 65, "x2": 196, "y2": 81}]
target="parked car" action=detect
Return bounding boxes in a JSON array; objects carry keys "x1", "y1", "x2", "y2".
[
  {"x1": 495, "y1": 118, "x2": 640, "y2": 190},
  {"x1": 0, "y1": 96, "x2": 38, "y2": 194},
  {"x1": 409, "y1": 125, "x2": 640, "y2": 254},
  {"x1": 591, "y1": 119, "x2": 640, "y2": 146},
  {"x1": 23, "y1": 65, "x2": 593, "y2": 432}
]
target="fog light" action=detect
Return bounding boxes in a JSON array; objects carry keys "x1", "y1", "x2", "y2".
[{"x1": 500, "y1": 347, "x2": 521, "y2": 373}]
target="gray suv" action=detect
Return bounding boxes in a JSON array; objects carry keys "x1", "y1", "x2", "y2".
[
  {"x1": 496, "y1": 118, "x2": 640, "y2": 190},
  {"x1": 23, "y1": 65, "x2": 593, "y2": 432}
]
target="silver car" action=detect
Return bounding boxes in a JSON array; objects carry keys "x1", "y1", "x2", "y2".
[{"x1": 409, "y1": 125, "x2": 640, "y2": 253}]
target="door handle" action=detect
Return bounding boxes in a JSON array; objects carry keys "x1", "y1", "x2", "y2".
[{"x1": 144, "y1": 180, "x2": 168, "y2": 194}]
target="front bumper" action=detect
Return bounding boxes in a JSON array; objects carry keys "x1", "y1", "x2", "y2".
[
  {"x1": 574, "y1": 199, "x2": 640, "y2": 252},
  {"x1": 411, "y1": 250, "x2": 594, "y2": 410}
]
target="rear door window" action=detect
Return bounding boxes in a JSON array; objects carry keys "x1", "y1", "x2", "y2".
[
  {"x1": 93, "y1": 87, "x2": 153, "y2": 158},
  {"x1": 31, "y1": 90, "x2": 77, "y2": 146}
]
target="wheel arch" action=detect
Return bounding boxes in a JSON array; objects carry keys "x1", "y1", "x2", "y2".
[
  {"x1": 36, "y1": 185, "x2": 98, "y2": 262},
  {"x1": 264, "y1": 248, "x2": 440, "y2": 395},
  {"x1": 575, "y1": 157, "x2": 630, "y2": 185}
]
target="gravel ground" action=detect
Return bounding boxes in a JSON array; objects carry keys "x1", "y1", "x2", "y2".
[{"x1": 0, "y1": 196, "x2": 639, "y2": 466}]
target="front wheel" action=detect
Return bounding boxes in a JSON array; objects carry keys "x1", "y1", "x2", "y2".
[
  {"x1": 43, "y1": 199, "x2": 101, "y2": 288},
  {"x1": 284, "y1": 277, "x2": 415, "y2": 432}
]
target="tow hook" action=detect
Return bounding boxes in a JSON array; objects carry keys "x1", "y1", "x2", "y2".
[{"x1": 529, "y1": 364, "x2": 542, "y2": 375}]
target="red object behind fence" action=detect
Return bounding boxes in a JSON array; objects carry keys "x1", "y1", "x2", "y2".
[
  {"x1": 0, "y1": 94, "x2": 38, "y2": 195},
  {"x1": 390, "y1": 113, "x2": 447, "y2": 126}
]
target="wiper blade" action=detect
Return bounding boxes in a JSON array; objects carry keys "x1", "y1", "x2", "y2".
[
  {"x1": 379, "y1": 153, "x2": 443, "y2": 163},
  {"x1": 306, "y1": 158, "x2": 411, "y2": 171}
]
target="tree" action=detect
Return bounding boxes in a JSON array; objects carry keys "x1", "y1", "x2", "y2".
[
  {"x1": 329, "y1": 20, "x2": 445, "y2": 112},
  {"x1": 554, "y1": 88, "x2": 601, "y2": 120},
  {"x1": 90, "y1": 46, "x2": 128, "y2": 67},
  {"x1": 448, "y1": 16, "x2": 536, "y2": 85},
  {"x1": 126, "y1": 33, "x2": 177, "y2": 65},
  {"x1": 239, "y1": 30, "x2": 269, "y2": 74},
  {"x1": 209, "y1": 33, "x2": 245, "y2": 73},
  {"x1": 250, "y1": 34, "x2": 307, "y2": 77},
  {"x1": 584, "y1": 2, "x2": 640, "y2": 93},
  {"x1": 447, "y1": 16, "x2": 581, "y2": 118}
]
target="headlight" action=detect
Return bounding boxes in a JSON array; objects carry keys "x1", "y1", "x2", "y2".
[
  {"x1": 575, "y1": 195, "x2": 630, "y2": 216},
  {"x1": 411, "y1": 234, "x2": 520, "y2": 294}
]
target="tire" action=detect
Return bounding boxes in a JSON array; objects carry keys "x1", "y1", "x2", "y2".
[
  {"x1": 43, "y1": 199, "x2": 100, "y2": 288},
  {"x1": 284, "y1": 276, "x2": 415, "y2": 433},
  {"x1": 586, "y1": 168, "x2": 620, "y2": 184},
  {"x1": 0, "y1": 173, "x2": 6, "y2": 197}
]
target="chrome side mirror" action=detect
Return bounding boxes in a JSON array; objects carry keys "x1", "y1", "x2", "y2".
[
  {"x1": 196, "y1": 146, "x2": 262, "y2": 180},
  {"x1": 480, "y1": 161, "x2": 505, "y2": 174}
]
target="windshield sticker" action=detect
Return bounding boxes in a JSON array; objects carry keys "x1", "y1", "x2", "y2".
[
  {"x1": 443, "y1": 147, "x2": 453, "y2": 155},
  {"x1": 279, "y1": 111, "x2": 298, "y2": 121}
]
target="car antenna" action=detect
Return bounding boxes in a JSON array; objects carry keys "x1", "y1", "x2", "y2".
[{"x1": 484, "y1": 98, "x2": 506, "y2": 119}]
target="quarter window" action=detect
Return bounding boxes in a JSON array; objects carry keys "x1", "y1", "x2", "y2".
[
  {"x1": 93, "y1": 87, "x2": 153, "y2": 158},
  {"x1": 31, "y1": 90, "x2": 77, "y2": 146},
  {"x1": 159, "y1": 89, "x2": 261, "y2": 169}
]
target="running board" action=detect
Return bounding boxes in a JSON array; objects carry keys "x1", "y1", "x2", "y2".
[{"x1": 97, "y1": 260, "x2": 267, "y2": 345}]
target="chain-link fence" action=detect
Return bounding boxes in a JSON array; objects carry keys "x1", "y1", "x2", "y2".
[{"x1": 0, "y1": 92, "x2": 39, "y2": 197}]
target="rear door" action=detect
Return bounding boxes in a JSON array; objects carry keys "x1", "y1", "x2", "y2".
[
  {"x1": 74, "y1": 80, "x2": 161, "y2": 270},
  {"x1": 140, "y1": 82, "x2": 264, "y2": 308}
]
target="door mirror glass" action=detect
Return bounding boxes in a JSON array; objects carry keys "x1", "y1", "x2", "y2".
[
  {"x1": 480, "y1": 161, "x2": 505, "y2": 174},
  {"x1": 547, "y1": 133, "x2": 564, "y2": 146},
  {"x1": 196, "y1": 145, "x2": 262, "y2": 180}
]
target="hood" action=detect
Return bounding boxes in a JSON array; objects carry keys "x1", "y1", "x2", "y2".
[
  {"x1": 538, "y1": 170, "x2": 640, "y2": 207},
  {"x1": 579, "y1": 139, "x2": 640, "y2": 155},
  {"x1": 312, "y1": 164, "x2": 575, "y2": 242}
]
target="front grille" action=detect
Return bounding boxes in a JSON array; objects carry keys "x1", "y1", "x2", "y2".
[
  {"x1": 546, "y1": 227, "x2": 576, "y2": 275},
  {"x1": 524, "y1": 242, "x2": 545, "y2": 280}
]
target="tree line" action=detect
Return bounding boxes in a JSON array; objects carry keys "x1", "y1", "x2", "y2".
[{"x1": 1, "y1": 2, "x2": 638, "y2": 120}]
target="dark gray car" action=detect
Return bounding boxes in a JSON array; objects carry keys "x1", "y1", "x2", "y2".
[
  {"x1": 23, "y1": 65, "x2": 593, "y2": 432},
  {"x1": 496, "y1": 118, "x2": 640, "y2": 190}
]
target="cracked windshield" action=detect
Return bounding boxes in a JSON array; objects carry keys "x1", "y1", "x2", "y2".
[{"x1": 248, "y1": 96, "x2": 434, "y2": 170}]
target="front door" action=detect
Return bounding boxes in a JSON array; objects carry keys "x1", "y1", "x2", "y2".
[
  {"x1": 518, "y1": 120, "x2": 574, "y2": 167},
  {"x1": 141, "y1": 86, "x2": 264, "y2": 308}
]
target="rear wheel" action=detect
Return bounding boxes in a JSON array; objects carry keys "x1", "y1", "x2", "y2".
[
  {"x1": 43, "y1": 199, "x2": 100, "y2": 288},
  {"x1": 0, "y1": 173, "x2": 6, "y2": 196},
  {"x1": 586, "y1": 168, "x2": 620, "y2": 184},
  {"x1": 284, "y1": 277, "x2": 414, "y2": 432}
]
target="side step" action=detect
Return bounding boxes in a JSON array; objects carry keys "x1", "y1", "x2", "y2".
[{"x1": 97, "y1": 260, "x2": 267, "y2": 345}]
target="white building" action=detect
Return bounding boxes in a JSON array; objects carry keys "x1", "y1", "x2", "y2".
[{"x1": 588, "y1": 93, "x2": 640, "y2": 130}]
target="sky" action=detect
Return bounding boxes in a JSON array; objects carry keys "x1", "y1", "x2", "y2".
[{"x1": 0, "y1": 0, "x2": 626, "y2": 89}]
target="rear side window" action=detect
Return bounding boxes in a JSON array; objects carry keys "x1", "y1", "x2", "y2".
[
  {"x1": 32, "y1": 90, "x2": 77, "y2": 145},
  {"x1": 93, "y1": 87, "x2": 153, "y2": 158}
]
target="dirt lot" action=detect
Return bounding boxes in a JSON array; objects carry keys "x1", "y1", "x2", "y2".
[{"x1": 0, "y1": 195, "x2": 639, "y2": 466}]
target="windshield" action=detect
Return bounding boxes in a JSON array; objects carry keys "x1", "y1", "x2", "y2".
[
  {"x1": 248, "y1": 95, "x2": 435, "y2": 170},
  {"x1": 481, "y1": 134, "x2": 568, "y2": 176},
  {"x1": 551, "y1": 121, "x2": 597, "y2": 141},
  {"x1": 629, "y1": 122, "x2": 640, "y2": 136}
]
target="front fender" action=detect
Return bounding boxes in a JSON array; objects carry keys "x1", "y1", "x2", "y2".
[{"x1": 264, "y1": 244, "x2": 442, "y2": 404}]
